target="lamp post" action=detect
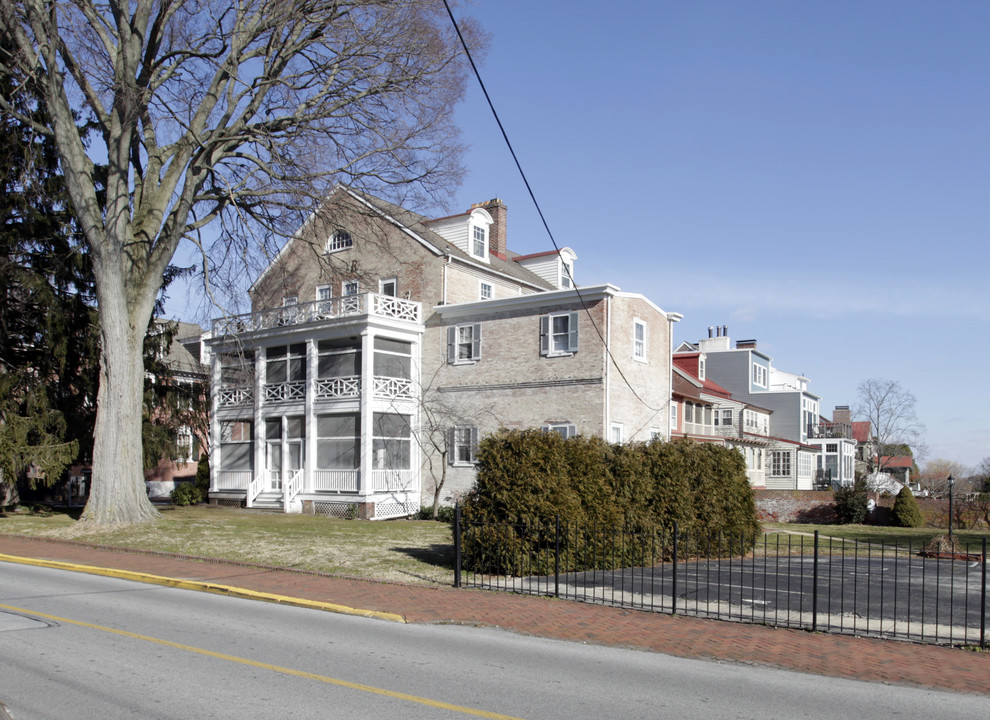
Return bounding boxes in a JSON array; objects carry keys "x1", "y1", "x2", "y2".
[{"x1": 948, "y1": 474, "x2": 955, "y2": 542}]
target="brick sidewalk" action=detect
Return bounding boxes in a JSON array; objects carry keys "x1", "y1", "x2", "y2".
[{"x1": 2, "y1": 534, "x2": 989, "y2": 695}]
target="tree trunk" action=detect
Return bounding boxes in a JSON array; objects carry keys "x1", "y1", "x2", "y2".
[{"x1": 79, "y1": 293, "x2": 159, "y2": 525}]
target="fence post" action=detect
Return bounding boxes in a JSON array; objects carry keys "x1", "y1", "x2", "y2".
[
  {"x1": 453, "y1": 503, "x2": 462, "y2": 588},
  {"x1": 812, "y1": 530, "x2": 819, "y2": 632},
  {"x1": 981, "y1": 536, "x2": 987, "y2": 650},
  {"x1": 554, "y1": 514, "x2": 561, "y2": 598},
  {"x1": 671, "y1": 521, "x2": 679, "y2": 615}
]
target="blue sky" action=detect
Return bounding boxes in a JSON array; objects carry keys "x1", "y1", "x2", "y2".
[
  {"x1": 443, "y1": 0, "x2": 989, "y2": 468},
  {"x1": 167, "y1": 1, "x2": 988, "y2": 469}
]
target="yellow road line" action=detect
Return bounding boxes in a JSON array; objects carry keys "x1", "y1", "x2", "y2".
[
  {"x1": 0, "y1": 602, "x2": 525, "y2": 720},
  {"x1": 0, "y1": 553, "x2": 404, "y2": 623}
]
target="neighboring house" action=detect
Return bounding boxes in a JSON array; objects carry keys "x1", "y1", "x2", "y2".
[
  {"x1": 806, "y1": 405, "x2": 858, "y2": 488},
  {"x1": 143, "y1": 321, "x2": 211, "y2": 499},
  {"x1": 874, "y1": 455, "x2": 914, "y2": 486},
  {"x1": 682, "y1": 327, "x2": 822, "y2": 490},
  {"x1": 671, "y1": 350, "x2": 773, "y2": 488},
  {"x1": 206, "y1": 187, "x2": 681, "y2": 518}
]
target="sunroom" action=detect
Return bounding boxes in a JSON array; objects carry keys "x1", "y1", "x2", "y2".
[{"x1": 207, "y1": 292, "x2": 423, "y2": 520}]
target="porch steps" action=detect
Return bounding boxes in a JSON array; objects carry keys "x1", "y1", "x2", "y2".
[{"x1": 248, "y1": 491, "x2": 284, "y2": 512}]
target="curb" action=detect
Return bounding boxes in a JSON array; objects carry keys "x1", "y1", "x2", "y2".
[{"x1": 0, "y1": 553, "x2": 406, "y2": 624}]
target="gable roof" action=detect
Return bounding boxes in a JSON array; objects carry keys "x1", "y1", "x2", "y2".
[
  {"x1": 250, "y1": 185, "x2": 555, "y2": 295},
  {"x1": 851, "y1": 421, "x2": 871, "y2": 443}
]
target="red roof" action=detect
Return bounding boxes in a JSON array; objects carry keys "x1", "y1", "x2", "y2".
[
  {"x1": 877, "y1": 455, "x2": 913, "y2": 468},
  {"x1": 851, "y1": 421, "x2": 871, "y2": 443},
  {"x1": 512, "y1": 249, "x2": 559, "y2": 261},
  {"x1": 672, "y1": 355, "x2": 732, "y2": 399}
]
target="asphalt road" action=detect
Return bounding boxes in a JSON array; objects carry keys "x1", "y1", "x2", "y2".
[{"x1": 2, "y1": 562, "x2": 989, "y2": 719}]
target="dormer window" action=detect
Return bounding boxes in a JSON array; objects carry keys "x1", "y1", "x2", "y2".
[
  {"x1": 472, "y1": 225, "x2": 487, "y2": 258},
  {"x1": 327, "y1": 230, "x2": 353, "y2": 253},
  {"x1": 561, "y1": 261, "x2": 573, "y2": 288}
]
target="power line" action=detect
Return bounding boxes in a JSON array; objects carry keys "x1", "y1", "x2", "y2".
[{"x1": 442, "y1": 1, "x2": 670, "y2": 420}]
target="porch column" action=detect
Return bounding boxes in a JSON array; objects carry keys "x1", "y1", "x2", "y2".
[
  {"x1": 304, "y1": 339, "x2": 316, "y2": 493},
  {"x1": 253, "y1": 347, "x2": 265, "y2": 490},
  {"x1": 209, "y1": 347, "x2": 222, "y2": 493},
  {"x1": 359, "y1": 328, "x2": 375, "y2": 501}
]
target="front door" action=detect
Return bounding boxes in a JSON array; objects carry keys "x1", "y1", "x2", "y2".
[
  {"x1": 287, "y1": 440, "x2": 303, "y2": 486},
  {"x1": 267, "y1": 441, "x2": 283, "y2": 491}
]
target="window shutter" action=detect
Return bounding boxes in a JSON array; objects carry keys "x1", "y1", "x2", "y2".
[
  {"x1": 540, "y1": 315, "x2": 549, "y2": 355},
  {"x1": 447, "y1": 326, "x2": 456, "y2": 363},
  {"x1": 568, "y1": 312, "x2": 579, "y2": 352},
  {"x1": 447, "y1": 427, "x2": 456, "y2": 465},
  {"x1": 472, "y1": 323, "x2": 482, "y2": 360},
  {"x1": 470, "y1": 427, "x2": 479, "y2": 463}
]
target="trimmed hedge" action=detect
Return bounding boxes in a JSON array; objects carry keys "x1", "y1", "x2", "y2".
[{"x1": 460, "y1": 430, "x2": 760, "y2": 574}]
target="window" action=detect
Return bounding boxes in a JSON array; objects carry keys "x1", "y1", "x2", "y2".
[
  {"x1": 633, "y1": 320, "x2": 646, "y2": 361},
  {"x1": 798, "y1": 452, "x2": 814, "y2": 479},
  {"x1": 316, "y1": 414, "x2": 359, "y2": 470},
  {"x1": 219, "y1": 420, "x2": 253, "y2": 471},
  {"x1": 175, "y1": 426, "x2": 194, "y2": 463},
  {"x1": 752, "y1": 362, "x2": 768, "y2": 389},
  {"x1": 282, "y1": 296, "x2": 298, "y2": 306},
  {"x1": 650, "y1": 428, "x2": 662, "y2": 441},
  {"x1": 266, "y1": 344, "x2": 306, "y2": 384},
  {"x1": 670, "y1": 403, "x2": 678, "y2": 429},
  {"x1": 374, "y1": 337, "x2": 412, "y2": 379},
  {"x1": 343, "y1": 281, "x2": 359, "y2": 296},
  {"x1": 542, "y1": 422, "x2": 577, "y2": 439},
  {"x1": 698, "y1": 357, "x2": 706, "y2": 380},
  {"x1": 372, "y1": 413, "x2": 411, "y2": 469},
  {"x1": 447, "y1": 324, "x2": 482, "y2": 363},
  {"x1": 379, "y1": 278, "x2": 397, "y2": 297},
  {"x1": 472, "y1": 225, "x2": 487, "y2": 258},
  {"x1": 327, "y1": 230, "x2": 352, "y2": 252},
  {"x1": 317, "y1": 339, "x2": 360, "y2": 379},
  {"x1": 561, "y1": 261, "x2": 573, "y2": 289},
  {"x1": 450, "y1": 426, "x2": 479, "y2": 465},
  {"x1": 316, "y1": 285, "x2": 331, "y2": 301},
  {"x1": 540, "y1": 312, "x2": 578, "y2": 356},
  {"x1": 480, "y1": 281, "x2": 493, "y2": 300},
  {"x1": 610, "y1": 423, "x2": 624, "y2": 444},
  {"x1": 714, "y1": 409, "x2": 732, "y2": 427},
  {"x1": 770, "y1": 450, "x2": 791, "y2": 477}
]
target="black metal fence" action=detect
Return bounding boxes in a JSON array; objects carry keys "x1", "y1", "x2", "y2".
[{"x1": 453, "y1": 509, "x2": 988, "y2": 648}]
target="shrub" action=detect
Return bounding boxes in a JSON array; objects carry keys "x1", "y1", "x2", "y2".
[
  {"x1": 415, "y1": 505, "x2": 455, "y2": 522},
  {"x1": 461, "y1": 430, "x2": 760, "y2": 573},
  {"x1": 195, "y1": 455, "x2": 210, "y2": 496},
  {"x1": 170, "y1": 481, "x2": 204, "y2": 506},
  {"x1": 833, "y1": 480, "x2": 869, "y2": 524},
  {"x1": 891, "y1": 486, "x2": 923, "y2": 527}
]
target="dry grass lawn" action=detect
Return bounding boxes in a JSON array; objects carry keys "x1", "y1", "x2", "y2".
[{"x1": 0, "y1": 505, "x2": 455, "y2": 586}]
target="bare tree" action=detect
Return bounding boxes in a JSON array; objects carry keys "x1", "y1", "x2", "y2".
[
  {"x1": 855, "y1": 379, "x2": 925, "y2": 476},
  {"x1": 919, "y1": 458, "x2": 970, "y2": 497},
  {"x1": 0, "y1": 1, "x2": 476, "y2": 524}
]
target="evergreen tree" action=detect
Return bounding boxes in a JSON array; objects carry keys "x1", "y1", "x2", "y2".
[
  {"x1": 0, "y1": 38, "x2": 98, "y2": 494},
  {"x1": 891, "y1": 486, "x2": 923, "y2": 528}
]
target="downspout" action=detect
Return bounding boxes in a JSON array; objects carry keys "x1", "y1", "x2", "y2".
[
  {"x1": 666, "y1": 312, "x2": 683, "y2": 439},
  {"x1": 604, "y1": 297, "x2": 611, "y2": 437}
]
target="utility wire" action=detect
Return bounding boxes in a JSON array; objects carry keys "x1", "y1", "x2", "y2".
[{"x1": 442, "y1": 1, "x2": 669, "y2": 423}]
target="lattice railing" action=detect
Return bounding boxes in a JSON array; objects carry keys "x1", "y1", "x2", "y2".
[
  {"x1": 218, "y1": 386, "x2": 254, "y2": 407},
  {"x1": 212, "y1": 292, "x2": 420, "y2": 335},
  {"x1": 373, "y1": 376, "x2": 415, "y2": 399},
  {"x1": 265, "y1": 381, "x2": 306, "y2": 402},
  {"x1": 315, "y1": 376, "x2": 360, "y2": 399}
]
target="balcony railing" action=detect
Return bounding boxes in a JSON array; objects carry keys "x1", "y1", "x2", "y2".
[
  {"x1": 218, "y1": 386, "x2": 253, "y2": 407},
  {"x1": 212, "y1": 292, "x2": 421, "y2": 335},
  {"x1": 808, "y1": 422, "x2": 852, "y2": 440}
]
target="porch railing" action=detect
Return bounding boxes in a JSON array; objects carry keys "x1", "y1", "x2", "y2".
[
  {"x1": 313, "y1": 469, "x2": 360, "y2": 493},
  {"x1": 212, "y1": 292, "x2": 421, "y2": 336},
  {"x1": 216, "y1": 470, "x2": 251, "y2": 490},
  {"x1": 245, "y1": 474, "x2": 265, "y2": 508},
  {"x1": 284, "y1": 469, "x2": 303, "y2": 512},
  {"x1": 372, "y1": 469, "x2": 415, "y2": 492}
]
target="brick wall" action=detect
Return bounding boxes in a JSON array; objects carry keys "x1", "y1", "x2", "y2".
[{"x1": 754, "y1": 490, "x2": 837, "y2": 523}]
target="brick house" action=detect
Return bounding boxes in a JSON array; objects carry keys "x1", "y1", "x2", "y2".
[{"x1": 206, "y1": 187, "x2": 681, "y2": 518}]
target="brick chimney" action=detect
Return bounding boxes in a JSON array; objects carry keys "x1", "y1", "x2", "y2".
[
  {"x1": 473, "y1": 198, "x2": 507, "y2": 259},
  {"x1": 833, "y1": 406, "x2": 851, "y2": 425}
]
